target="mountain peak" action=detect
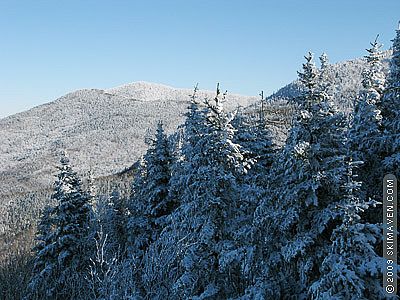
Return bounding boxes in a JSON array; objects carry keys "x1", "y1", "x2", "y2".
[
  {"x1": 105, "y1": 81, "x2": 184, "y2": 101},
  {"x1": 0, "y1": 80, "x2": 256, "y2": 200},
  {"x1": 108, "y1": 81, "x2": 175, "y2": 91}
]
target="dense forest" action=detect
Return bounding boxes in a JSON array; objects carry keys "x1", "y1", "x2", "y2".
[{"x1": 1, "y1": 26, "x2": 400, "y2": 299}]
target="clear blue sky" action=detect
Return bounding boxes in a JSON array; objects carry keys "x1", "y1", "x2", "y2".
[{"x1": 0, "y1": 0, "x2": 399, "y2": 117}]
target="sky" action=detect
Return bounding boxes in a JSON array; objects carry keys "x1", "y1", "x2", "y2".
[{"x1": 0, "y1": 0, "x2": 399, "y2": 118}]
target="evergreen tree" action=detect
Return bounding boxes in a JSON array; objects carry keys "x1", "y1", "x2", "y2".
[
  {"x1": 232, "y1": 109, "x2": 274, "y2": 180},
  {"x1": 100, "y1": 189, "x2": 127, "y2": 253},
  {"x1": 126, "y1": 122, "x2": 172, "y2": 261},
  {"x1": 319, "y1": 52, "x2": 329, "y2": 71},
  {"x1": 132, "y1": 89, "x2": 203, "y2": 299},
  {"x1": 25, "y1": 206, "x2": 58, "y2": 299},
  {"x1": 251, "y1": 52, "x2": 348, "y2": 298},
  {"x1": 26, "y1": 153, "x2": 93, "y2": 299},
  {"x1": 310, "y1": 157, "x2": 385, "y2": 299},
  {"x1": 349, "y1": 38, "x2": 385, "y2": 222},
  {"x1": 52, "y1": 154, "x2": 92, "y2": 289},
  {"x1": 169, "y1": 85, "x2": 251, "y2": 299},
  {"x1": 164, "y1": 128, "x2": 184, "y2": 213},
  {"x1": 381, "y1": 23, "x2": 400, "y2": 178},
  {"x1": 167, "y1": 86, "x2": 207, "y2": 215},
  {"x1": 143, "y1": 121, "x2": 174, "y2": 224},
  {"x1": 85, "y1": 170, "x2": 101, "y2": 254},
  {"x1": 231, "y1": 109, "x2": 276, "y2": 291},
  {"x1": 318, "y1": 52, "x2": 334, "y2": 97},
  {"x1": 126, "y1": 157, "x2": 153, "y2": 263}
]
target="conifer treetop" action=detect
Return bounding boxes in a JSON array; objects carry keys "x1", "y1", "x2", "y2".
[
  {"x1": 388, "y1": 22, "x2": 400, "y2": 89},
  {"x1": 361, "y1": 37, "x2": 385, "y2": 107},
  {"x1": 319, "y1": 52, "x2": 329, "y2": 70},
  {"x1": 296, "y1": 52, "x2": 331, "y2": 110}
]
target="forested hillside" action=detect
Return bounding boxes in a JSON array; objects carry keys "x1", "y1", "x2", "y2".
[
  {"x1": 0, "y1": 82, "x2": 256, "y2": 198},
  {"x1": 268, "y1": 51, "x2": 391, "y2": 112},
  {"x1": 1, "y1": 26, "x2": 400, "y2": 299}
]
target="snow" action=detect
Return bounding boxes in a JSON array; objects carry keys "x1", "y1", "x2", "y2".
[{"x1": 5, "y1": 32, "x2": 400, "y2": 299}]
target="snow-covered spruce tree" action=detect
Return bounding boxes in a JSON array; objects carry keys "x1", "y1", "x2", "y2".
[
  {"x1": 230, "y1": 108, "x2": 276, "y2": 289},
  {"x1": 318, "y1": 52, "x2": 333, "y2": 94},
  {"x1": 381, "y1": 23, "x2": 400, "y2": 178},
  {"x1": 136, "y1": 86, "x2": 209, "y2": 299},
  {"x1": 232, "y1": 106, "x2": 275, "y2": 182},
  {"x1": 26, "y1": 153, "x2": 93, "y2": 299},
  {"x1": 231, "y1": 108, "x2": 275, "y2": 217},
  {"x1": 250, "y1": 53, "x2": 348, "y2": 298},
  {"x1": 164, "y1": 128, "x2": 184, "y2": 211},
  {"x1": 143, "y1": 121, "x2": 174, "y2": 225},
  {"x1": 126, "y1": 157, "x2": 152, "y2": 263},
  {"x1": 310, "y1": 155, "x2": 385, "y2": 299},
  {"x1": 126, "y1": 122, "x2": 173, "y2": 260},
  {"x1": 25, "y1": 206, "x2": 58, "y2": 300},
  {"x1": 167, "y1": 85, "x2": 208, "y2": 214},
  {"x1": 319, "y1": 52, "x2": 329, "y2": 72},
  {"x1": 169, "y1": 85, "x2": 251, "y2": 299},
  {"x1": 349, "y1": 38, "x2": 385, "y2": 222},
  {"x1": 85, "y1": 170, "x2": 102, "y2": 253},
  {"x1": 99, "y1": 189, "x2": 127, "y2": 253}
]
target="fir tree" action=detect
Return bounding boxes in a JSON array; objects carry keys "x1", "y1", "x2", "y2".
[
  {"x1": 381, "y1": 23, "x2": 400, "y2": 178},
  {"x1": 231, "y1": 109, "x2": 276, "y2": 291},
  {"x1": 251, "y1": 52, "x2": 348, "y2": 298},
  {"x1": 26, "y1": 153, "x2": 93, "y2": 299},
  {"x1": 310, "y1": 156, "x2": 385, "y2": 299},
  {"x1": 143, "y1": 121, "x2": 174, "y2": 224},
  {"x1": 126, "y1": 157, "x2": 153, "y2": 263},
  {"x1": 169, "y1": 85, "x2": 251, "y2": 299},
  {"x1": 349, "y1": 37, "x2": 385, "y2": 222},
  {"x1": 319, "y1": 52, "x2": 329, "y2": 71},
  {"x1": 167, "y1": 85, "x2": 207, "y2": 213},
  {"x1": 232, "y1": 109, "x2": 274, "y2": 179},
  {"x1": 85, "y1": 170, "x2": 101, "y2": 256},
  {"x1": 25, "y1": 206, "x2": 58, "y2": 300},
  {"x1": 126, "y1": 122, "x2": 173, "y2": 262},
  {"x1": 318, "y1": 52, "x2": 334, "y2": 98},
  {"x1": 52, "y1": 154, "x2": 92, "y2": 285},
  {"x1": 101, "y1": 189, "x2": 127, "y2": 253}
]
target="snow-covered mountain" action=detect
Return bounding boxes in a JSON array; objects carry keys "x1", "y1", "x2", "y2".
[
  {"x1": 0, "y1": 82, "x2": 257, "y2": 201},
  {"x1": 0, "y1": 51, "x2": 394, "y2": 297},
  {"x1": 0, "y1": 53, "x2": 387, "y2": 202},
  {"x1": 1, "y1": 51, "x2": 391, "y2": 204},
  {"x1": 267, "y1": 51, "x2": 391, "y2": 112},
  {"x1": 241, "y1": 52, "x2": 391, "y2": 146}
]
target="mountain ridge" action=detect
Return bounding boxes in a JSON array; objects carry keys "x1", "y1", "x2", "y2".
[
  {"x1": 1, "y1": 81, "x2": 258, "y2": 121},
  {"x1": 0, "y1": 52, "x2": 393, "y2": 256},
  {"x1": 1, "y1": 51, "x2": 390, "y2": 201},
  {"x1": 0, "y1": 82, "x2": 257, "y2": 201}
]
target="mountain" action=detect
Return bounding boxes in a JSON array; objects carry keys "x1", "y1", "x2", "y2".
[
  {"x1": 1, "y1": 52, "x2": 391, "y2": 203},
  {"x1": 267, "y1": 51, "x2": 391, "y2": 112},
  {"x1": 0, "y1": 52, "x2": 391, "y2": 246},
  {"x1": 0, "y1": 82, "x2": 257, "y2": 200},
  {"x1": 240, "y1": 51, "x2": 391, "y2": 147}
]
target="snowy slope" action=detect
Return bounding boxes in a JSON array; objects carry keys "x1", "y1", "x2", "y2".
[
  {"x1": 242, "y1": 52, "x2": 392, "y2": 146},
  {"x1": 0, "y1": 82, "x2": 257, "y2": 200},
  {"x1": 2, "y1": 52, "x2": 390, "y2": 201},
  {"x1": 267, "y1": 51, "x2": 391, "y2": 112},
  {"x1": 1, "y1": 53, "x2": 388, "y2": 201},
  {"x1": 0, "y1": 53, "x2": 391, "y2": 238}
]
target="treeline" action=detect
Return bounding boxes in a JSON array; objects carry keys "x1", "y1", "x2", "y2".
[{"x1": 10, "y1": 27, "x2": 400, "y2": 299}]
